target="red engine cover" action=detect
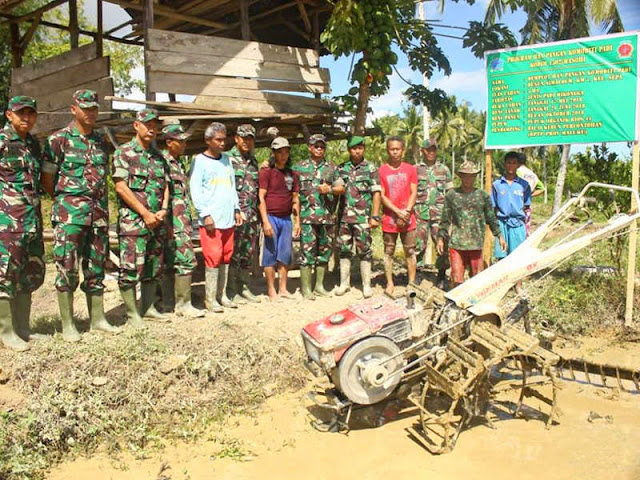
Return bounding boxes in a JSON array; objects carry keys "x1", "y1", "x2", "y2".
[{"x1": 302, "y1": 295, "x2": 409, "y2": 352}]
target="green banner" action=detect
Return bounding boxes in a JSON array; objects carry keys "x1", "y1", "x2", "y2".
[{"x1": 485, "y1": 32, "x2": 639, "y2": 149}]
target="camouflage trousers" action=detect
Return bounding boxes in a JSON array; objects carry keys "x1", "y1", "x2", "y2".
[
  {"x1": 299, "y1": 223, "x2": 334, "y2": 266},
  {"x1": 118, "y1": 230, "x2": 165, "y2": 288},
  {"x1": 231, "y1": 221, "x2": 259, "y2": 269},
  {"x1": 337, "y1": 222, "x2": 372, "y2": 261},
  {"x1": 53, "y1": 223, "x2": 107, "y2": 293},
  {"x1": 0, "y1": 232, "x2": 45, "y2": 299},
  {"x1": 415, "y1": 217, "x2": 449, "y2": 271},
  {"x1": 165, "y1": 230, "x2": 197, "y2": 276}
]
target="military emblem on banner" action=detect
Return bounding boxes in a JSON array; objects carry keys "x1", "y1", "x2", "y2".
[{"x1": 617, "y1": 41, "x2": 633, "y2": 59}]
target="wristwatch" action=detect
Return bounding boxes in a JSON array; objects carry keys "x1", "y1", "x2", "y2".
[{"x1": 371, "y1": 215, "x2": 381, "y2": 221}]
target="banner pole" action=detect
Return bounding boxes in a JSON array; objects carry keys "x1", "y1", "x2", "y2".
[
  {"x1": 483, "y1": 150, "x2": 493, "y2": 267},
  {"x1": 625, "y1": 141, "x2": 639, "y2": 326}
]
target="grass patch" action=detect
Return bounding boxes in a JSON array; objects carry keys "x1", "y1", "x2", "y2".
[{"x1": 0, "y1": 322, "x2": 307, "y2": 479}]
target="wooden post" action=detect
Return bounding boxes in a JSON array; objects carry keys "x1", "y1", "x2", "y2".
[
  {"x1": 624, "y1": 141, "x2": 639, "y2": 326},
  {"x1": 143, "y1": 0, "x2": 154, "y2": 101},
  {"x1": 10, "y1": 22, "x2": 23, "y2": 68},
  {"x1": 69, "y1": 0, "x2": 79, "y2": 48},
  {"x1": 96, "y1": 0, "x2": 103, "y2": 56},
  {"x1": 482, "y1": 149, "x2": 494, "y2": 267},
  {"x1": 240, "y1": 0, "x2": 250, "y2": 41}
]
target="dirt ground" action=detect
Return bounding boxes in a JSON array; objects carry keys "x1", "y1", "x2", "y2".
[{"x1": 4, "y1": 265, "x2": 640, "y2": 480}]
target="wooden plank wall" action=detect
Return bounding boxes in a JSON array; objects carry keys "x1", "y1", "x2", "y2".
[
  {"x1": 11, "y1": 43, "x2": 114, "y2": 135},
  {"x1": 146, "y1": 29, "x2": 331, "y2": 115}
]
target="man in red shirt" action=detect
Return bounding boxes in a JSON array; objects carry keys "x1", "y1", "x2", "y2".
[
  {"x1": 379, "y1": 136, "x2": 418, "y2": 295},
  {"x1": 258, "y1": 137, "x2": 300, "y2": 300}
]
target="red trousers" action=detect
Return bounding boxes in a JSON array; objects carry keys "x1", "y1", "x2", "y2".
[
  {"x1": 449, "y1": 248, "x2": 483, "y2": 285},
  {"x1": 200, "y1": 227, "x2": 234, "y2": 268}
]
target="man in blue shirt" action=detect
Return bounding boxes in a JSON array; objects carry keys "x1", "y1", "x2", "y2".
[
  {"x1": 190, "y1": 122, "x2": 243, "y2": 313},
  {"x1": 492, "y1": 151, "x2": 531, "y2": 261}
]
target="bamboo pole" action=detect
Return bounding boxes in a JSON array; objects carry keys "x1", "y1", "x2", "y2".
[
  {"x1": 624, "y1": 141, "x2": 639, "y2": 325},
  {"x1": 483, "y1": 149, "x2": 494, "y2": 267}
]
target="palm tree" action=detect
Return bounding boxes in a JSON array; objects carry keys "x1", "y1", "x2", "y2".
[
  {"x1": 398, "y1": 105, "x2": 423, "y2": 164},
  {"x1": 485, "y1": 0, "x2": 624, "y2": 212}
]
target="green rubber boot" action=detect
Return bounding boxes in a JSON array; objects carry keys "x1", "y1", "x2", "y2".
[
  {"x1": 300, "y1": 266, "x2": 315, "y2": 300},
  {"x1": 217, "y1": 264, "x2": 237, "y2": 309},
  {"x1": 57, "y1": 291, "x2": 80, "y2": 342},
  {"x1": 175, "y1": 274, "x2": 205, "y2": 318},
  {"x1": 228, "y1": 265, "x2": 247, "y2": 305},
  {"x1": 86, "y1": 293, "x2": 121, "y2": 334},
  {"x1": 140, "y1": 281, "x2": 170, "y2": 322},
  {"x1": 205, "y1": 267, "x2": 223, "y2": 313},
  {"x1": 160, "y1": 273, "x2": 176, "y2": 313},
  {"x1": 335, "y1": 258, "x2": 351, "y2": 296},
  {"x1": 313, "y1": 263, "x2": 331, "y2": 297},
  {"x1": 119, "y1": 286, "x2": 145, "y2": 329},
  {"x1": 239, "y1": 269, "x2": 260, "y2": 303},
  {"x1": 0, "y1": 298, "x2": 29, "y2": 352},
  {"x1": 12, "y1": 292, "x2": 32, "y2": 341}
]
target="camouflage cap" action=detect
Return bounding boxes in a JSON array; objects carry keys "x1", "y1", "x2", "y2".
[
  {"x1": 347, "y1": 136, "x2": 365, "y2": 148},
  {"x1": 421, "y1": 138, "x2": 438, "y2": 149},
  {"x1": 73, "y1": 89, "x2": 99, "y2": 108},
  {"x1": 271, "y1": 136, "x2": 290, "y2": 150},
  {"x1": 7, "y1": 95, "x2": 37, "y2": 112},
  {"x1": 308, "y1": 133, "x2": 326, "y2": 145},
  {"x1": 457, "y1": 160, "x2": 480, "y2": 175},
  {"x1": 236, "y1": 124, "x2": 256, "y2": 137},
  {"x1": 163, "y1": 124, "x2": 191, "y2": 141},
  {"x1": 136, "y1": 108, "x2": 159, "y2": 123}
]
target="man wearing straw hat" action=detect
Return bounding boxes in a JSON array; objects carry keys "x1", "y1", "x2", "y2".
[{"x1": 437, "y1": 161, "x2": 505, "y2": 288}]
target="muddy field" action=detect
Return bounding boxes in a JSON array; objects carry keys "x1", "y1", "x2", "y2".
[{"x1": 2, "y1": 264, "x2": 640, "y2": 480}]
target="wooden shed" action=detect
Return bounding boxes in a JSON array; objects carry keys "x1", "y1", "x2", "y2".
[{"x1": 0, "y1": 0, "x2": 346, "y2": 149}]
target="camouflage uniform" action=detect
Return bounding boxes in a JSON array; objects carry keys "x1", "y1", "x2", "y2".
[
  {"x1": 415, "y1": 161, "x2": 453, "y2": 269},
  {"x1": 113, "y1": 138, "x2": 168, "y2": 288},
  {"x1": 43, "y1": 120, "x2": 109, "y2": 293},
  {"x1": 227, "y1": 144, "x2": 259, "y2": 269},
  {"x1": 293, "y1": 156, "x2": 339, "y2": 266},
  {"x1": 0, "y1": 122, "x2": 45, "y2": 299},
  {"x1": 437, "y1": 188, "x2": 500, "y2": 250},
  {"x1": 163, "y1": 149, "x2": 197, "y2": 276},
  {"x1": 337, "y1": 159, "x2": 381, "y2": 261}
]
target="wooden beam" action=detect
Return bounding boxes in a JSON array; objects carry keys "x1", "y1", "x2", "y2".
[
  {"x1": 103, "y1": 0, "x2": 227, "y2": 30},
  {"x1": 19, "y1": 13, "x2": 41, "y2": 50},
  {"x1": 143, "y1": 0, "x2": 153, "y2": 101},
  {"x1": 148, "y1": 72, "x2": 329, "y2": 95},
  {"x1": 147, "y1": 50, "x2": 330, "y2": 84},
  {"x1": 104, "y1": 18, "x2": 134, "y2": 36},
  {"x1": 281, "y1": 17, "x2": 310, "y2": 42},
  {"x1": 69, "y1": 0, "x2": 79, "y2": 48},
  {"x1": 0, "y1": 0, "x2": 67, "y2": 25},
  {"x1": 240, "y1": 0, "x2": 250, "y2": 41},
  {"x1": 96, "y1": 0, "x2": 103, "y2": 57},
  {"x1": 213, "y1": 1, "x2": 298, "y2": 33},
  {"x1": 106, "y1": 96, "x2": 223, "y2": 113},
  {"x1": 296, "y1": 0, "x2": 311, "y2": 33}
]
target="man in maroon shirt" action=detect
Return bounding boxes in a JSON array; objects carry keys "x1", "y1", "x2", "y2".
[
  {"x1": 258, "y1": 137, "x2": 300, "y2": 300},
  {"x1": 379, "y1": 136, "x2": 418, "y2": 295}
]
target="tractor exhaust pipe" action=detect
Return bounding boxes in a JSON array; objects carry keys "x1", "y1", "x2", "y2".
[{"x1": 406, "y1": 291, "x2": 417, "y2": 309}]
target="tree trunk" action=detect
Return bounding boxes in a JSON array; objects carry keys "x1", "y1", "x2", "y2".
[
  {"x1": 553, "y1": 144, "x2": 571, "y2": 213},
  {"x1": 353, "y1": 80, "x2": 370, "y2": 135}
]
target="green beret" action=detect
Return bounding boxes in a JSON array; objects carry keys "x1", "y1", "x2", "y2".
[{"x1": 347, "y1": 136, "x2": 365, "y2": 148}]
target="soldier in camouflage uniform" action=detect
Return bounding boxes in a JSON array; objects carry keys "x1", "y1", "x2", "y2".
[
  {"x1": 160, "y1": 123, "x2": 204, "y2": 318},
  {"x1": 436, "y1": 161, "x2": 505, "y2": 288},
  {"x1": 293, "y1": 134, "x2": 344, "y2": 299},
  {"x1": 112, "y1": 109, "x2": 170, "y2": 328},
  {"x1": 0, "y1": 96, "x2": 44, "y2": 352},
  {"x1": 335, "y1": 136, "x2": 381, "y2": 298},
  {"x1": 226, "y1": 124, "x2": 260, "y2": 304},
  {"x1": 42, "y1": 90, "x2": 120, "y2": 341},
  {"x1": 415, "y1": 138, "x2": 453, "y2": 287}
]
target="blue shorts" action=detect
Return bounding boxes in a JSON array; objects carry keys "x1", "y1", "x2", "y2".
[
  {"x1": 261, "y1": 215, "x2": 293, "y2": 267},
  {"x1": 494, "y1": 219, "x2": 526, "y2": 259}
]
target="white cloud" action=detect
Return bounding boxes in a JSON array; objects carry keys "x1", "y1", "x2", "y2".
[{"x1": 431, "y1": 70, "x2": 486, "y2": 94}]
